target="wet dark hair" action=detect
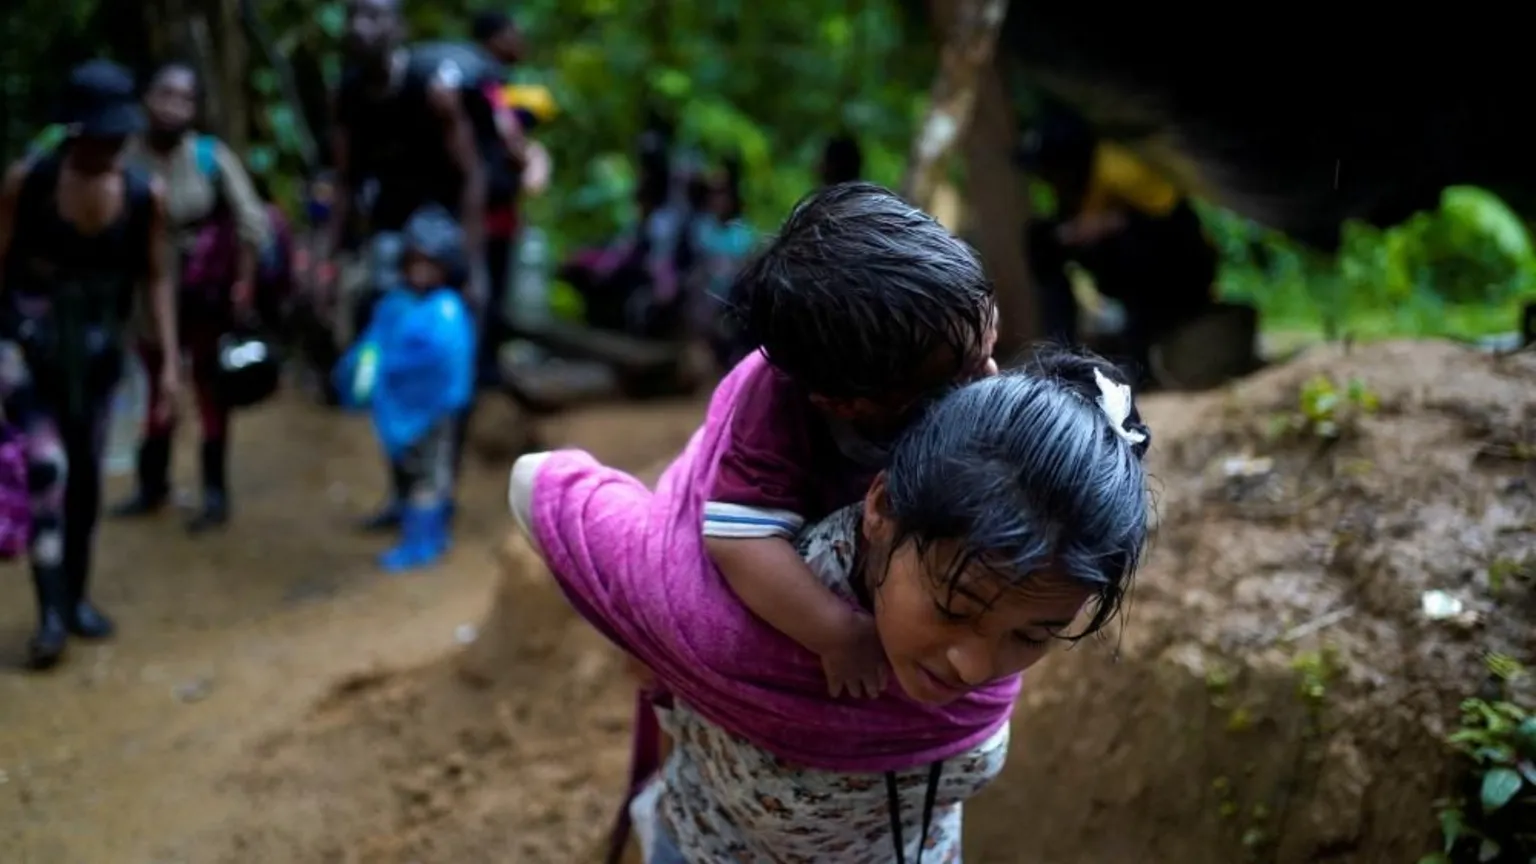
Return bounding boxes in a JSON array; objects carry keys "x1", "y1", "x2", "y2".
[
  {"x1": 877, "y1": 345, "x2": 1151, "y2": 637},
  {"x1": 731, "y1": 181, "x2": 994, "y2": 399}
]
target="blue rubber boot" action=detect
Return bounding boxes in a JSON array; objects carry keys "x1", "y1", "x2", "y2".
[
  {"x1": 379, "y1": 505, "x2": 448, "y2": 573},
  {"x1": 422, "y1": 502, "x2": 451, "y2": 558}
]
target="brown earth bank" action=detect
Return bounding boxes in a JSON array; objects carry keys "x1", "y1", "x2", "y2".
[
  {"x1": 965, "y1": 342, "x2": 1535, "y2": 864},
  {"x1": 1, "y1": 341, "x2": 1532, "y2": 863}
]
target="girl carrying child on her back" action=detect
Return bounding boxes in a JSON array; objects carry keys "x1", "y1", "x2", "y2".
[
  {"x1": 518, "y1": 182, "x2": 999, "y2": 699},
  {"x1": 699, "y1": 181, "x2": 999, "y2": 696}
]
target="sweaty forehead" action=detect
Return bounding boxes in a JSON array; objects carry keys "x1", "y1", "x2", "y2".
[{"x1": 946, "y1": 566, "x2": 1092, "y2": 628}]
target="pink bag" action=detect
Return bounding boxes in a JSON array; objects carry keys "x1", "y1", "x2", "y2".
[
  {"x1": 181, "y1": 213, "x2": 240, "y2": 307},
  {"x1": 0, "y1": 424, "x2": 31, "y2": 560}
]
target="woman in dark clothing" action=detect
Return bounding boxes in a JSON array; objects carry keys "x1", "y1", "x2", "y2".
[{"x1": 0, "y1": 61, "x2": 180, "y2": 670}]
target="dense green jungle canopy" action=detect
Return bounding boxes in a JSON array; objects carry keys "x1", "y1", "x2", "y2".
[{"x1": 2, "y1": 0, "x2": 1533, "y2": 340}]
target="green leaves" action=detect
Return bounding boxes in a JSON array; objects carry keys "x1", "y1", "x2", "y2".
[
  {"x1": 1203, "y1": 184, "x2": 1536, "y2": 340},
  {"x1": 1517, "y1": 718, "x2": 1536, "y2": 758},
  {"x1": 1480, "y1": 767, "x2": 1524, "y2": 812},
  {"x1": 316, "y1": 2, "x2": 346, "y2": 39},
  {"x1": 1428, "y1": 690, "x2": 1536, "y2": 862}
]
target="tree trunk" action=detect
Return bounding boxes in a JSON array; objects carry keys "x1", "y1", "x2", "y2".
[
  {"x1": 211, "y1": 0, "x2": 248, "y2": 151},
  {"x1": 900, "y1": 0, "x2": 1010, "y2": 212},
  {"x1": 915, "y1": 0, "x2": 1038, "y2": 357},
  {"x1": 963, "y1": 62, "x2": 1038, "y2": 356}
]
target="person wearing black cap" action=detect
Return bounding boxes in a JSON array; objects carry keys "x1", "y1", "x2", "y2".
[{"x1": 0, "y1": 59, "x2": 180, "y2": 670}]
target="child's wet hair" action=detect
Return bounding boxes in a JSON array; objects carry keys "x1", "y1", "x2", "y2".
[
  {"x1": 877, "y1": 345, "x2": 1151, "y2": 636},
  {"x1": 731, "y1": 182, "x2": 994, "y2": 399}
]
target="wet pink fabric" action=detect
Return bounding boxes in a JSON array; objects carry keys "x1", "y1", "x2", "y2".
[{"x1": 529, "y1": 351, "x2": 1019, "y2": 773}]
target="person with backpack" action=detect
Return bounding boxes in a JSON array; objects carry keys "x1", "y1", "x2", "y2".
[
  {"x1": 326, "y1": 0, "x2": 495, "y2": 531},
  {"x1": 110, "y1": 61, "x2": 272, "y2": 533},
  {"x1": 0, "y1": 61, "x2": 181, "y2": 670}
]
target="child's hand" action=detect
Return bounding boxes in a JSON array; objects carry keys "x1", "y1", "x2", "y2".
[{"x1": 820, "y1": 612, "x2": 889, "y2": 699}]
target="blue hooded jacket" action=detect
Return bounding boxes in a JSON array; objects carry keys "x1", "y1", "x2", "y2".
[{"x1": 334, "y1": 206, "x2": 476, "y2": 457}]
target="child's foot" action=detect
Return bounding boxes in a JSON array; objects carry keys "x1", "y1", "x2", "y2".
[{"x1": 379, "y1": 505, "x2": 449, "y2": 573}]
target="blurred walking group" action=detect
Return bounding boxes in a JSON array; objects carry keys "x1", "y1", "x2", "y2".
[{"x1": 0, "y1": 1, "x2": 777, "y2": 672}]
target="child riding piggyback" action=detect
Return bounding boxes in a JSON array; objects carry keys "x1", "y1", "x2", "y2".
[{"x1": 704, "y1": 181, "x2": 998, "y2": 697}]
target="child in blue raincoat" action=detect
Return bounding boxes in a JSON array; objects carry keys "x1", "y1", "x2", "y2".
[{"x1": 335, "y1": 205, "x2": 476, "y2": 571}]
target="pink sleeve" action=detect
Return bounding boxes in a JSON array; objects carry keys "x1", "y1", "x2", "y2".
[
  {"x1": 708, "y1": 368, "x2": 814, "y2": 513},
  {"x1": 511, "y1": 450, "x2": 657, "y2": 658}
]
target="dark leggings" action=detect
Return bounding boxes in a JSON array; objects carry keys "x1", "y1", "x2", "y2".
[{"x1": 478, "y1": 236, "x2": 513, "y2": 386}]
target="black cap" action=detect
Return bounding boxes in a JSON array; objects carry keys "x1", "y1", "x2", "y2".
[{"x1": 61, "y1": 60, "x2": 144, "y2": 138}]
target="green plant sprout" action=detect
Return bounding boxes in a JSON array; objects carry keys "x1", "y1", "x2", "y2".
[
  {"x1": 1290, "y1": 647, "x2": 1339, "y2": 708},
  {"x1": 1272, "y1": 375, "x2": 1380, "y2": 441}
]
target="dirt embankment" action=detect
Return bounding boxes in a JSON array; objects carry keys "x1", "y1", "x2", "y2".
[
  {"x1": 209, "y1": 341, "x2": 1533, "y2": 864},
  {"x1": 965, "y1": 342, "x2": 1535, "y2": 863}
]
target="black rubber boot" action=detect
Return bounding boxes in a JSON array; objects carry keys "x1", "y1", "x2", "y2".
[
  {"x1": 26, "y1": 563, "x2": 70, "y2": 670},
  {"x1": 63, "y1": 549, "x2": 114, "y2": 641},
  {"x1": 186, "y1": 437, "x2": 230, "y2": 534},
  {"x1": 358, "y1": 460, "x2": 409, "y2": 532},
  {"x1": 110, "y1": 434, "x2": 172, "y2": 517}
]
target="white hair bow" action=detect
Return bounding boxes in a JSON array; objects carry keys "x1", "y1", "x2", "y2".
[{"x1": 1093, "y1": 368, "x2": 1148, "y2": 446}]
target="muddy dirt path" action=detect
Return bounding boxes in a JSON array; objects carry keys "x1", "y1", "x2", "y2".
[{"x1": 0, "y1": 393, "x2": 703, "y2": 864}]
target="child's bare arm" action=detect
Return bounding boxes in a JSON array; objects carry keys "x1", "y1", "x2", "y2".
[
  {"x1": 707, "y1": 536, "x2": 888, "y2": 697},
  {"x1": 707, "y1": 535, "x2": 854, "y2": 655}
]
